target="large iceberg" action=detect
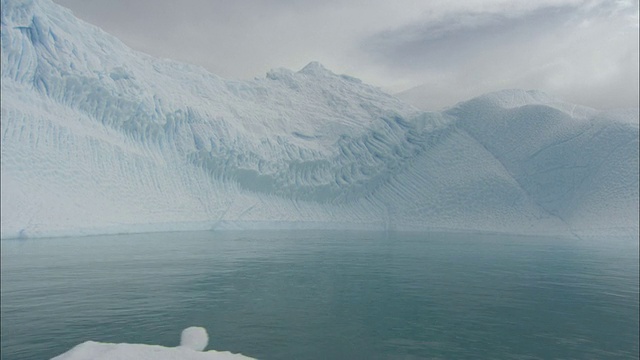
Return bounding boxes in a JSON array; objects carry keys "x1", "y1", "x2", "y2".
[{"x1": 1, "y1": 0, "x2": 638, "y2": 239}]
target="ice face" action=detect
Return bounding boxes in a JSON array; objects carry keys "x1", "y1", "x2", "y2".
[{"x1": 1, "y1": 0, "x2": 638, "y2": 239}]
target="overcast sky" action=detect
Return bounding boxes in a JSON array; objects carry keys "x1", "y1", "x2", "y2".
[{"x1": 53, "y1": 0, "x2": 639, "y2": 110}]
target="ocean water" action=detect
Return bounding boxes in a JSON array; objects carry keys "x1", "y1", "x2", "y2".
[{"x1": 1, "y1": 230, "x2": 638, "y2": 359}]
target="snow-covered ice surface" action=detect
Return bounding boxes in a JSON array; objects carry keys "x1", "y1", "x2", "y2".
[
  {"x1": 52, "y1": 327, "x2": 253, "y2": 360},
  {"x1": 51, "y1": 342, "x2": 252, "y2": 360},
  {"x1": 1, "y1": 0, "x2": 638, "y2": 239}
]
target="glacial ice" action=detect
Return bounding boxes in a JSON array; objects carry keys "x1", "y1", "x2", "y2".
[
  {"x1": 52, "y1": 327, "x2": 253, "y2": 360},
  {"x1": 1, "y1": 0, "x2": 638, "y2": 239}
]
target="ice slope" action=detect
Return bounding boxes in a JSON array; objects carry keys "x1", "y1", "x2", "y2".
[
  {"x1": 1, "y1": 0, "x2": 637, "y2": 239},
  {"x1": 447, "y1": 90, "x2": 639, "y2": 235}
]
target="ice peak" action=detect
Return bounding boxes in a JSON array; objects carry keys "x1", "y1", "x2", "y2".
[
  {"x1": 460, "y1": 89, "x2": 597, "y2": 119},
  {"x1": 481, "y1": 89, "x2": 556, "y2": 104},
  {"x1": 1, "y1": 0, "x2": 67, "y2": 23},
  {"x1": 447, "y1": 89, "x2": 583, "y2": 113},
  {"x1": 1, "y1": 0, "x2": 39, "y2": 26},
  {"x1": 298, "y1": 61, "x2": 332, "y2": 76}
]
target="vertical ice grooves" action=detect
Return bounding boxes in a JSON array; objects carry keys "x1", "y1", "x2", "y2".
[{"x1": 1, "y1": 0, "x2": 638, "y2": 238}]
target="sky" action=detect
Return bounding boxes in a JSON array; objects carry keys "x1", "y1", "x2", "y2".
[{"x1": 53, "y1": 0, "x2": 639, "y2": 110}]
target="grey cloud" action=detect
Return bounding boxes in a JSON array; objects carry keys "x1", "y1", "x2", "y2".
[
  {"x1": 362, "y1": 5, "x2": 582, "y2": 70},
  {"x1": 364, "y1": 1, "x2": 639, "y2": 109}
]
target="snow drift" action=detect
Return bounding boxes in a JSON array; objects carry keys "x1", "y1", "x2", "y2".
[
  {"x1": 52, "y1": 327, "x2": 253, "y2": 360},
  {"x1": 1, "y1": 0, "x2": 638, "y2": 239}
]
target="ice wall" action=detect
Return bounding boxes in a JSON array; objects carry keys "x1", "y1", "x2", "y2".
[{"x1": 1, "y1": 0, "x2": 637, "y2": 239}]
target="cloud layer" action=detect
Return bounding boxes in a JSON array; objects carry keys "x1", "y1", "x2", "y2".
[{"x1": 54, "y1": 0, "x2": 639, "y2": 109}]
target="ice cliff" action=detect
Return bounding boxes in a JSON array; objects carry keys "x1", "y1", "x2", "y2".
[{"x1": 1, "y1": 0, "x2": 638, "y2": 239}]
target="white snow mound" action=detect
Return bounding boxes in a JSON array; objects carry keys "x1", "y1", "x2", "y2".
[
  {"x1": 51, "y1": 326, "x2": 252, "y2": 360},
  {"x1": 181, "y1": 327, "x2": 209, "y2": 352}
]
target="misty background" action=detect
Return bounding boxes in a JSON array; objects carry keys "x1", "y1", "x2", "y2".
[{"x1": 53, "y1": 0, "x2": 639, "y2": 110}]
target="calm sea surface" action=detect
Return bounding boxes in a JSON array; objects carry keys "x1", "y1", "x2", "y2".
[{"x1": 1, "y1": 230, "x2": 638, "y2": 359}]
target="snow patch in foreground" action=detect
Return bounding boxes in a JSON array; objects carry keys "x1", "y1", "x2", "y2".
[{"x1": 52, "y1": 327, "x2": 253, "y2": 360}]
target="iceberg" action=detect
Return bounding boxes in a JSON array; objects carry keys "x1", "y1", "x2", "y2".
[{"x1": 1, "y1": 0, "x2": 638, "y2": 239}]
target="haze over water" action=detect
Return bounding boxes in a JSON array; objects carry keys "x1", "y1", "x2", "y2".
[{"x1": 1, "y1": 230, "x2": 638, "y2": 359}]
